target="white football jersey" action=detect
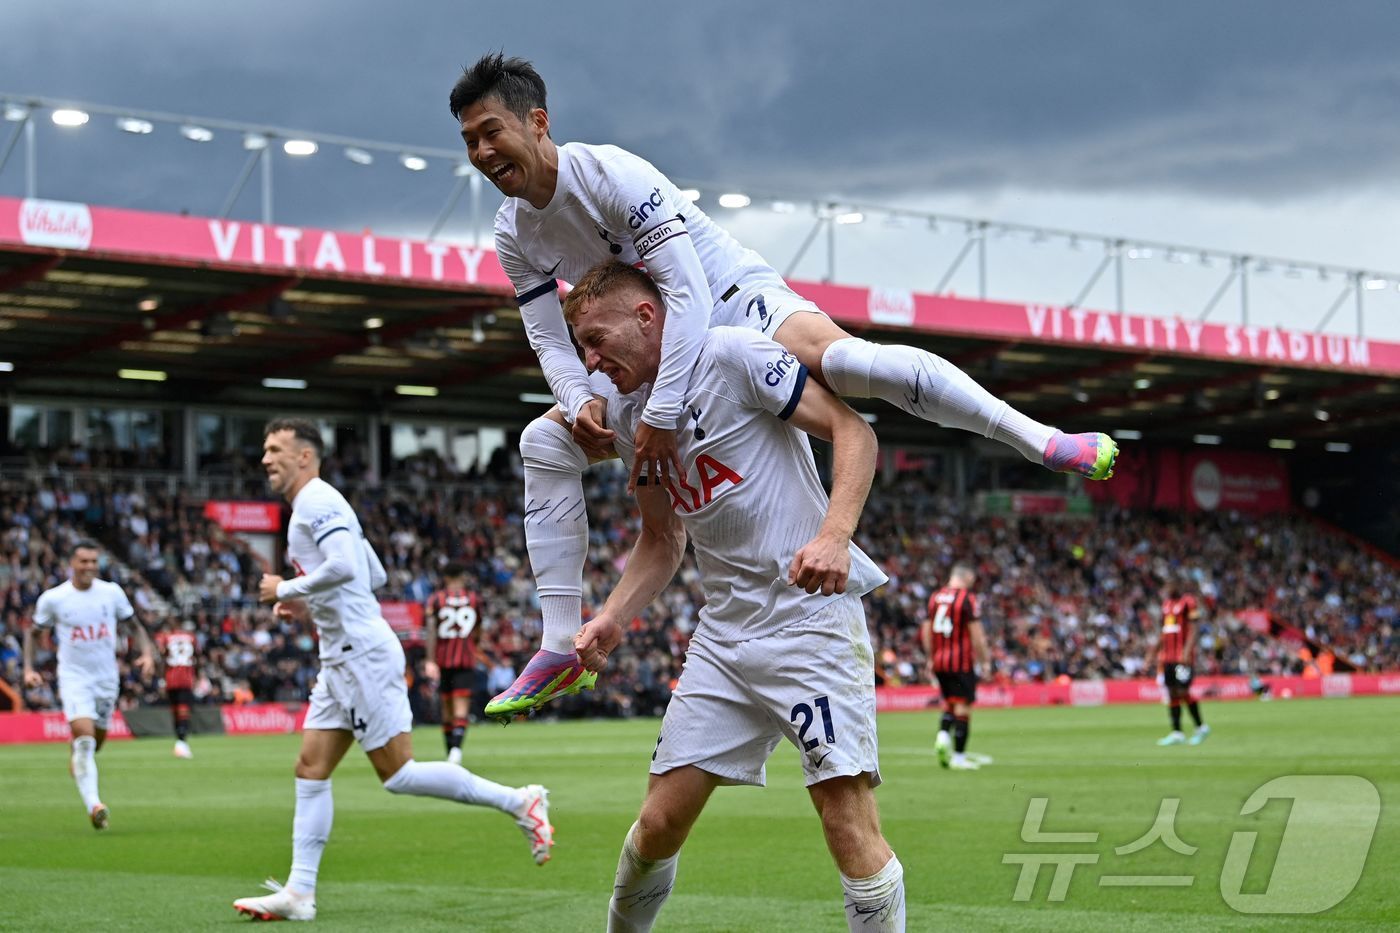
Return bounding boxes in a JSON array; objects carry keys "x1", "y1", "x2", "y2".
[
  {"x1": 33, "y1": 579, "x2": 135, "y2": 683},
  {"x1": 609, "y1": 327, "x2": 887, "y2": 641},
  {"x1": 495, "y1": 142, "x2": 773, "y2": 429},
  {"x1": 281, "y1": 478, "x2": 395, "y2": 664}
]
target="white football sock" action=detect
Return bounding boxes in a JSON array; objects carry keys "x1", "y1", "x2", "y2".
[
  {"x1": 383, "y1": 759, "x2": 520, "y2": 813},
  {"x1": 821, "y1": 337, "x2": 1055, "y2": 464},
  {"x1": 287, "y1": 778, "x2": 332, "y2": 896},
  {"x1": 608, "y1": 821, "x2": 679, "y2": 933},
  {"x1": 70, "y1": 735, "x2": 100, "y2": 811},
  {"x1": 841, "y1": 854, "x2": 906, "y2": 932},
  {"x1": 520, "y1": 416, "x2": 590, "y2": 654}
]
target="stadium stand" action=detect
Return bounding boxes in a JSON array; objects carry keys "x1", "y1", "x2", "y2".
[{"x1": 4, "y1": 448, "x2": 1396, "y2": 722}]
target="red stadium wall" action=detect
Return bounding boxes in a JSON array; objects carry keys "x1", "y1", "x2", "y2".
[
  {"x1": 4, "y1": 195, "x2": 1400, "y2": 377},
  {"x1": 0, "y1": 702, "x2": 307, "y2": 745},
  {"x1": 3, "y1": 675, "x2": 1396, "y2": 743},
  {"x1": 1086, "y1": 447, "x2": 1291, "y2": 512},
  {"x1": 876, "y1": 671, "x2": 1400, "y2": 712}
]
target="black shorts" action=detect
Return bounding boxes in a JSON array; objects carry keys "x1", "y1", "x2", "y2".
[
  {"x1": 935, "y1": 671, "x2": 978, "y2": 704},
  {"x1": 1162, "y1": 663, "x2": 1194, "y2": 690},
  {"x1": 167, "y1": 687, "x2": 194, "y2": 707},
  {"x1": 440, "y1": 668, "x2": 475, "y2": 697}
]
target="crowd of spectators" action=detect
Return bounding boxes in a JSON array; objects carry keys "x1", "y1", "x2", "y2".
[{"x1": 4, "y1": 448, "x2": 1398, "y2": 722}]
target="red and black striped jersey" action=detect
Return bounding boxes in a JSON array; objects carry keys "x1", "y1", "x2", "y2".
[
  {"x1": 156, "y1": 629, "x2": 197, "y2": 690},
  {"x1": 927, "y1": 586, "x2": 980, "y2": 673},
  {"x1": 426, "y1": 587, "x2": 481, "y2": 670},
  {"x1": 1158, "y1": 595, "x2": 1199, "y2": 665}
]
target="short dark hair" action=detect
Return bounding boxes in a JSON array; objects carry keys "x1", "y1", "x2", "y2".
[
  {"x1": 563, "y1": 260, "x2": 663, "y2": 325},
  {"x1": 263, "y1": 417, "x2": 324, "y2": 459},
  {"x1": 449, "y1": 52, "x2": 548, "y2": 122},
  {"x1": 71, "y1": 539, "x2": 101, "y2": 557},
  {"x1": 442, "y1": 562, "x2": 467, "y2": 581}
]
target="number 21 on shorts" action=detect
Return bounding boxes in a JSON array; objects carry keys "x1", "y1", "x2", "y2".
[{"x1": 790, "y1": 695, "x2": 836, "y2": 750}]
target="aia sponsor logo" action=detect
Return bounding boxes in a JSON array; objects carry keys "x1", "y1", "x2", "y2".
[
  {"x1": 665, "y1": 454, "x2": 743, "y2": 514},
  {"x1": 19, "y1": 198, "x2": 93, "y2": 249}
]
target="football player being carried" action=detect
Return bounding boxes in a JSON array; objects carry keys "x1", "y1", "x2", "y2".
[
  {"x1": 569, "y1": 261, "x2": 905, "y2": 932},
  {"x1": 23, "y1": 540, "x2": 157, "y2": 830},
  {"x1": 423, "y1": 562, "x2": 482, "y2": 765},
  {"x1": 920, "y1": 564, "x2": 990, "y2": 770},
  {"x1": 448, "y1": 52, "x2": 1119, "y2": 720}
]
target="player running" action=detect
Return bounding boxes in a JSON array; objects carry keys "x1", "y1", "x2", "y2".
[
  {"x1": 567, "y1": 262, "x2": 905, "y2": 932},
  {"x1": 919, "y1": 564, "x2": 990, "y2": 771},
  {"x1": 423, "y1": 563, "x2": 481, "y2": 765},
  {"x1": 448, "y1": 52, "x2": 1119, "y2": 720},
  {"x1": 22, "y1": 540, "x2": 157, "y2": 830},
  {"x1": 155, "y1": 619, "x2": 198, "y2": 759},
  {"x1": 1152, "y1": 584, "x2": 1210, "y2": 746},
  {"x1": 232, "y1": 419, "x2": 553, "y2": 923}
]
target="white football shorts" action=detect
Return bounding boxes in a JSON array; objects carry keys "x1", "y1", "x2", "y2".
[
  {"x1": 650, "y1": 593, "x2": 881, "y2": 788},
  {"x1": 304, "y1": 637, "x2": 412, "y2": 751},
  {"x1": 59, "y1": 673, "x2": 118, "y2": 729},
  {"x1": 712, "y1": 271, "x2": 825, "y2": 340}
]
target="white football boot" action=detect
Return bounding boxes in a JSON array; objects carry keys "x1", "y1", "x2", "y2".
[
  {"x1": 233, "y1": 879, "x2": 316, "y2": 921},
  {"x1": 514, "y1": 785, "x2": 554, "y2": 865}
]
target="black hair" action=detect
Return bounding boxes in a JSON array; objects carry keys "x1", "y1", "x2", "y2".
[
  {"x1": 449, "y1": 51, "x2": 548, "y2": 122},
  {"x1": 443, "y1": 562, "x2": 467, "y2": 581},
  {"x1": 72, "y1": 539, "x2": 101, "y2": 557},
  {"x1": 263, "y1": 417, "x2": 324, "y2": 459}
]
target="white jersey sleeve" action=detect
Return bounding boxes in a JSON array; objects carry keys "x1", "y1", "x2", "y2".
[
  {"x1": 497, "y1": 224, "x2": 596, "y2": 422},
  {"x1": 111, "y1": 582, "x2": 136, "y2": 623},
  {"x1": 708, "y1": 327, "x2": 809, "y2": 421},
  {"x1": 591, "y1": 151, "x2": 712, "y2": 429},
  {"x1": 33, "y1": 588, "x2": 58, "y2": 630}
]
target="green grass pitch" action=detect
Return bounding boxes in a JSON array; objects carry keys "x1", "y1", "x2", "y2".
[{"x1": 2, "y1": 697, "x2": 1397, "y2": 931}]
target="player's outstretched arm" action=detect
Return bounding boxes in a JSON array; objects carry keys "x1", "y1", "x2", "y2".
[
  {"x1": 785, "y1": 380, "x2": 878, "y2": 596},
  {"x1": 21, "y1": 624, "x2": 41, "y2": 688},
  {"x1": 576, "y1": 482, "x2": 686, "y2": 671},
  {"x1": 123, "y1": 613, "x2": 158, "y2": 679},
  {"x1": 267, "y1": 527, "x2": 359, "y2": 601}
]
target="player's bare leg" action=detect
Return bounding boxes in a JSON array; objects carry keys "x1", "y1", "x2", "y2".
[
  {"x1": 233, "y1": 728, "x2": 351, "y2": 921},
  {"x1": 371, "y1": 732, "x2": 553, "y2": 865},
  {"x1": 68, "y1": 717, "x2": 107, "y2": 829},
  {"x1": 485, "y1": 408, "x2": 599, "y2": 720},
  {"x1": 808, "y1": 775, "x2": 906, "y2": 932},
  {"x1": 773, "y1": 312, "x2": 1118, "y2": 480},
  {"x1": 609, "y1": 766, "x2": 718, "y2": 932}
]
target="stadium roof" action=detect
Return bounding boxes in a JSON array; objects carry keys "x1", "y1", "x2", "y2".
[{"x1": 2, "y1": 196, "x2": 1397, "y2": 451}]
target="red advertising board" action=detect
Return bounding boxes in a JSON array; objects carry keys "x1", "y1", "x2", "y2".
[
  {"x1": 220, "y1": 703, "x2": 307, "y2": 735},
  {"x1": 1088, "y1": 447, "x2": 1292, "y2": 513},
  {"x1": 203, "y1": 500, "x2": 283, "y2": 533},
  {"x1": 3, "y1": 195, "x2": 1399, "y2": 377},
  {"x1": 874, "y1": 671, "x2": 1400, "y2": 712},
  {"x1": 0, "y1": 704, "x2": 303, "y2": 744},
  {"x1": 380, "y1": 601, "x2": 424, "y2": 642},
  {"x1": 0, "y1": 710, "x2": 131, "y2": 744}
]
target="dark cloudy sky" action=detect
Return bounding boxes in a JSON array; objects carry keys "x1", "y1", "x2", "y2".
[{"x1": 4, "y1": 0, "x2": 1399, "y2": 334}]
